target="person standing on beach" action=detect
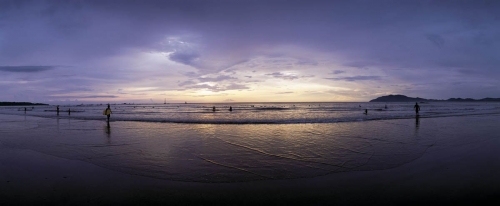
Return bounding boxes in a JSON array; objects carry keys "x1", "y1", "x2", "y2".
[
  {"x1": 57, "y1": 105, "x2": 59, "y2": 115},
  {"x1": 104, "y1": 104, "x2": 112, "y2": 122},
  {"x1": 414, "y1": 102, "x2": 420, "y2": 115}
]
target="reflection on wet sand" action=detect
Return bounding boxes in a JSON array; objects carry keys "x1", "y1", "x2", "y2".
[
  {"x1": 104, "y1": 122, "x2": 111, "y2": 140},
  {"x1": 67, "y1": 119, "x2": 436, "y2": 182},
  {"x1": 416, "y1": 115, "x2": 420, "y2": 128}
]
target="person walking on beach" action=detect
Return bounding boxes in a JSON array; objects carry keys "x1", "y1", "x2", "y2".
[
  {"x1": 103, "y1": 104, "x2": 112, "y2": 122},
  {"x1": 414, "y1": 102, "x2": 420, "y2": 115}
]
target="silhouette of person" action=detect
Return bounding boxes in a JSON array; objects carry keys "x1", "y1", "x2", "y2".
[
  {"x1": 24, "y1": 107, "x2": 27, "y2": 113},
  {"x1": 68, "y1": 108, "x2": 71, "y2": 115},
  {"x1": 229, "y1": 106, "x2": 233, "y2": 112},
  {"x1": 212, "y1": 106, "x2": 216, "y2": 112},
  {"x1": 57, "y1": 105, "x2": 60, "y2": 115},
  {"x1": 105, "y1": 104, "x2": 112, "y2": 122},
  {"x1": 414, "y1": 102, "x2": 420, "y2": 115},
  {"x1": 364, "y1": 109, "x2": 368, "y2": 115}
]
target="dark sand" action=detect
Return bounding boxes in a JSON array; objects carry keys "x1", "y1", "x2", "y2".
[{"x1": 1, "y1": 114, "x2": 500, "y2": 205}]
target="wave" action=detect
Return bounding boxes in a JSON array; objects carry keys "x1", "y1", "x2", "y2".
[
  {"x1": 9, "y1": 111, "x2": 496, "y2": 125},
  {"x1": 2, "y1": 102, "x2": 500, "y2": 125}
]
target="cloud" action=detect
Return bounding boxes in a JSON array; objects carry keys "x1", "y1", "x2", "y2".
[
  {"x1": 296, "y1": 59, "x2": 318, "y2": 66},
  {"x1": 325, "y1": 76, "x2": 382, "y2": 82},
  {"x1": 265, "y1": 72, "x2": 298, "y2": 80},
  {"x1": 178, "y1": 80, "x2": 196, "y2": 87},
  {"x1": 263, "y1": 72, "x2": 315, "y2": 81},
  {"x1": 169, "y1": 51, "x2": 200, "y2": 66},
  {"x1": 184, "y1": 84, "x2": 217, "y2": 90},
  {"x1": 83, "y1": 95, "x2": 119, "y2": 98},
  {"x1": 426, "y1": 34, "x2": 445, "y2": 48},
  {"x1": 184, "y1": 82, "x2": 248, "y2": 92},
  {"x1": 2, "y1": 1, "x2": 500, "y2": 101},
  {"x1": 342, "y1": 62, "x2": 372, "y2": 70},
  {"x1": 198, "y1": 75, "x2": 236, "y2": 82},
  {"x1": 225, "y1": 83, "x2": 249, "y2": 90},
  {"x1": 49, "y1": 95, "x2": 119, "y2": 99},
  {"x1": 0, "y1": 66, "x2": 55, "y2": 73}
]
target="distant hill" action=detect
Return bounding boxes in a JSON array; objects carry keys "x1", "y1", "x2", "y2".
[
  {"x1": 0, "y1": 102, "x2": 48, "y2": 106},
  {"x1": 369, "y1": 95, "x2": 428, "y2": 102},
  {"x1": 369, "y1": 95, "x2": 500, "y2": 102}
]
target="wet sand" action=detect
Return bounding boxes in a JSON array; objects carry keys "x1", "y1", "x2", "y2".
[{"x1": 1, "y1": 114, "x2": 500, "y2": 205}]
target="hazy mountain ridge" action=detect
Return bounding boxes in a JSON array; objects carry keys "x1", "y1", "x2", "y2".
[{"x1": 370, "y1": 95, "x2": 500, "y2": 102}]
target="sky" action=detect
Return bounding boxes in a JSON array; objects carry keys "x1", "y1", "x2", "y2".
[{"x1": 1, "y1": 0, "x2": 499, "y2": 104}]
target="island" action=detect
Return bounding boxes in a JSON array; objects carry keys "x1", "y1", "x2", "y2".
[
  {"x1": 369, "y1": 95, "x2": 500, "y2": 102},
  {"x1": 0, "y1": 102, "x2": 48, "y2": 106}
]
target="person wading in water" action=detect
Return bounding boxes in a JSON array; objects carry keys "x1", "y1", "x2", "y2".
[
  {"x1": 104, "y1": 104, "x2": 112, "y2": 122},
  {"x1": 414, "y1": 102, "x2": 420, "y2": 115}
]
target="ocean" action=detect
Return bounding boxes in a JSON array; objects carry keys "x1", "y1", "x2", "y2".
[
  {"x1": 1, "y1": 102, "x2": 500, "y2": 183},
  {"x1": 2, "y1": 101, "x2": 499, "y2": 124}
]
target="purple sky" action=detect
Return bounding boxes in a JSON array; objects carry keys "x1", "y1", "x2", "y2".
[{"x1": 1, "y1": 0, "x2": 499, "y2": 103}]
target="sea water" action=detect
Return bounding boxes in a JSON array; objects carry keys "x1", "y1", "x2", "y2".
[
  {"x1": 1, "y1": 102, "x2": 499, "y2": 124},
  {"x1": 1, "y1": 102, "x2": 499, "y2": 182}
]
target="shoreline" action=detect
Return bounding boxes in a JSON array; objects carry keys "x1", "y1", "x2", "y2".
[{"x1": 1, "y1": 114, "x2": 500, "y2": 205}]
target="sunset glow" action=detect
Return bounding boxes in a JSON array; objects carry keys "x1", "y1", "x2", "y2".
[{"x1": 1, "y1": 0, "x2": 499, "y2": 104}]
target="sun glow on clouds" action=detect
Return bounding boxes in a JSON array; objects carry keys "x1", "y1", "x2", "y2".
[
  {"x1": 124, "y1": 46, "x2": 374, "y2": 103},
  {"x1": 3, "y1": 1, "x2": 498, "y2": 103},
  {"x1": 1, "y1": 41, "x2": 381, "y2": 103}
]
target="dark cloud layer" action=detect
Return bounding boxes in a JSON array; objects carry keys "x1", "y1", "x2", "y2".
[
  {"x1": 1, "y1": 0, "x2": 500, "y2": 101},
  {"x1": 326, "y1": 76, "x2": 382, "y2": 82},
  {"x1": 265, "y1": 72, "x2": 299, "y2": 80},
  {"x1": 49, "y1": 95, "x2": 119, "y2": 99},
  {"x1": 0, "y1": 66, "x2": 55, "y2": 73},
  {"x1": 332, "y1": 70, "x2": 346, "y2": 75}
]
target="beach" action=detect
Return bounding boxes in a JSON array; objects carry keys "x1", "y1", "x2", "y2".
[
  {"x1": 4, "y1": 0, "x2": 500, "y2": 205},
  {"x1": 1, "y1": 111, "x2": 500, "y2": 205}
]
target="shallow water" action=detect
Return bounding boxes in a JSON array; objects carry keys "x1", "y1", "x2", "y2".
[
  {"x1": 1, "y1": 102, "x2": 500, "y2": 124},
  {"x1": 1, "y1": 104, "x2": 498, "y2": 182}
]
